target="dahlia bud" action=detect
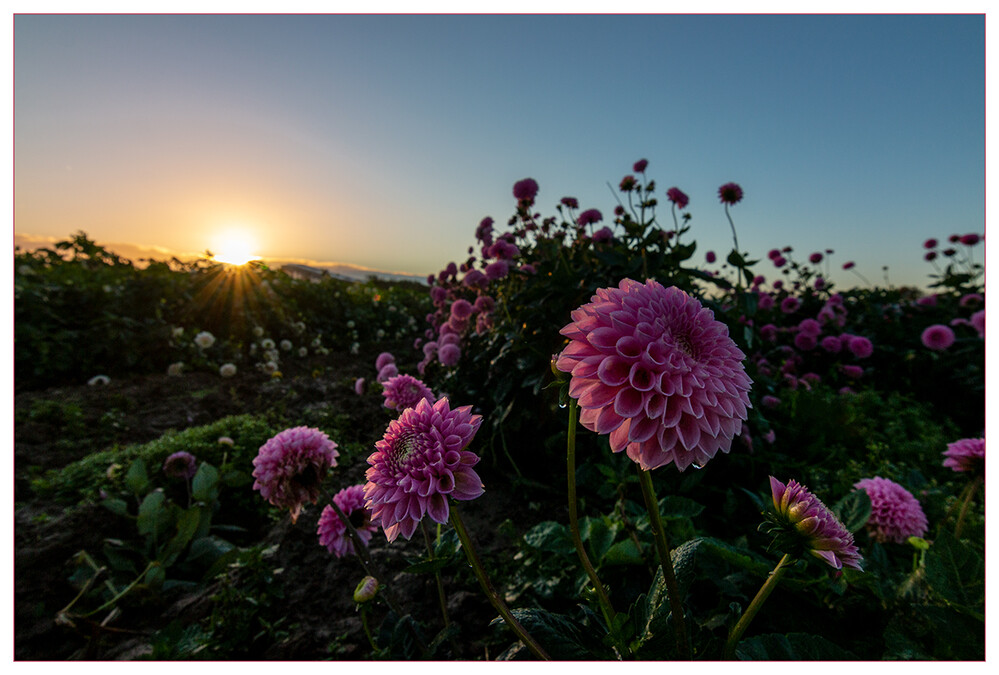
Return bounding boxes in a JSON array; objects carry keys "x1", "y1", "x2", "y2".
[{"x1": 353, "y1": 576, "x2": 379, "y2": 603}]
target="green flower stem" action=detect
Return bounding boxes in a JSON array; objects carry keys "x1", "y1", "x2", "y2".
[
  {"x1": 322, "y1": 489, "x2": 427, "y2": 655},
  {"x1": 422, "y1": 520, "x2": 459, "y2": 654},
  {"x1": 637, "y1": 467, "x2": 691, "y2": 660},
  {"x1": 954, "y1": 476, "x2": 983, "y2": 539},
  {"x1": 723, "y1": 553, "x2": 794, "y2": 659},
  {"x1": 449, "y1": 504, "x2": 551, "y2": 661},
  {"x1": 359, "y1": 605, "x2": 378, "y2": 653},
  {"x1": 725, "y1": 203, "x2": 740, "y2": 256},
  {"x1": 566, "y1": 400, "x2": 628, "y2": 658}
]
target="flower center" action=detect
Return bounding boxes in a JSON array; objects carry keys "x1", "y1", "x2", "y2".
[{"x1": 393, "y1": 431, "x2": 418, "y2": 464}]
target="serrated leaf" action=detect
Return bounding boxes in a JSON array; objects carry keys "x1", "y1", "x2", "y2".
[
  {"x1": 580, "y1": 516, "x2": 614, "y2": 563},
  {"x1": 736, "y1": 633, "x2": 856, "y2": 660},
  {"x1": 492, "y1": 608, "x2": 614, "y2": 660},
  {"x1": 602, "y1": 538, "x2": 644, "y2": 567},
  {"x1": 656, "y1": 495, "x2": 705, "y2": 520},
  {"x1": 523, "y1": 521, "x2": 574, "y2": 556},
  {"x1": 832, "y1": 489, "x2": 872, "y2": 533},
  {"x1": 924, "y1": 530, "x2": 984, "y2": 616}
]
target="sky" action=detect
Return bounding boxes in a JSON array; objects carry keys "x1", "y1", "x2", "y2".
[{"x1": 12, "y1": 11, "x2": 987, "y2": 289}]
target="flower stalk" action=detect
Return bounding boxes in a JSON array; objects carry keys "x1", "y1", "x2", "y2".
[
  {"x1": 723, "y1": 553, "x2": 795, "y2": 659},
  {"x1": 566, "y1": 399, "x2": 628, "y2": 658},
  {"x1": 954, "y1": 476, "x2": 983, "y2": 539},
  {"x1": 637, "y1": 467, "x2": 691, "y2": 659},
  {"x1": 449, "y1": 504, "x2": 550, "y2": 660}
]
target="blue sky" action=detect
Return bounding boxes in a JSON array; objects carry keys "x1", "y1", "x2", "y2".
[{"x1": 13, "y1": 13, "x2": 985, "y2": 288}]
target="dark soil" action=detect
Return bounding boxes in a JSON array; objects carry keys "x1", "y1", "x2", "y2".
[{"x1": 14, "y1": 346, "x2": 559, "y2": 660}]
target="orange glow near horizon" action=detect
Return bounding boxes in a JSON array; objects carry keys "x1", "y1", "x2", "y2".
[{"x1": 210, "y1": 228, "x2": 262, "y2": 266}]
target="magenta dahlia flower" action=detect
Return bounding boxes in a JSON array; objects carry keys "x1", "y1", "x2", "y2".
[
  {"x1": 555, "y1": 279, "x2": 752, "y2": 471},
  {"x1": 971, "y1": 309, "x2": 985, "y2": 338},
  {"x1": 706, "y1": 251, "x2": 717, "y2": 264},
  {"x1": 163, "y1": 451, "x2": 198, "y2": 480},
  {"x1": 847, "y1": 335, "x2": 873, "y2": 359},
  {"x1": 943, "y1": 437, "x2": 985, "y2": 474},
  {"x1": 666, "y1": 187, "x2": 689, "y2": 209},
  {"x1": 253, "y1": 427, "x2": 339, "y2": 522},
  {"x1": 853, "y1": 477, "x2": 928, "y2": 544},
  {"x1": 633, "y1": 158, "x2": 649, "y2": 173},
  {"x1": 513, "y1": 178, "x2": 539, "y2": 202},
  {"x1": 765, "y1": 476, "x2": 863, "y2": 570},
  {"x1": 382, "y1": 374, "x2": 436, "y2": 411},
  {"x1": 317, "y1": 485, "x2": 377, "y2": 558},
  {"x1": 578, "y1": 209, "x2": 603, "y2": 227},
  {"x1": 718, "y1": 182, "x2": 744, "y2": 205},
  {"x1": 364, "y1": 397, "x2": 484, "y2": 541},
  {"x1": 921, "y1": 324, "x2": 955, "y2": 351},
  {"x1": 375, "y1": 352, "x2": 396, "y2": 371}
]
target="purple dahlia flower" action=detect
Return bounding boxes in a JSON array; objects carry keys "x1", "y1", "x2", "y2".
[
  {"x1": 718, "y1": 182, "x2": 744, "y2": 205},
  {"x1": 513, "y1": 178, "x2": 539, "y2": 202},
  {"x1": 364, "y1": 398, "x2": 484, "y2": 542},
  {"x1": 555, "y1": 279, "x2": 753, "y2": 471},
  {"x1": 382, "y1": 374, "x2": 436, "y2": 411},
  {"x1": 943, "y1": 437, "x2": 985, "y2": 474},
  {"x1": 163, "y1": 451, "x2": 198, "y2": 480},
  {"x1": 921, "y1": 324, "x2": 955, "y2": 351},
  {"x1": 666, "y1": 187, "x2": 689, "y2": 209},
  {"x1": 853, "y1": 477, "x2": 928, "y2": 544},
  {"x1": 317, "y1": 485, "x2": 377, "y2": 558},
  {"x1": 767, "y1": 476, "x2": 863, "y2": 571},
  {"x1": 252, "y1": 427, "x2": 339, "y2": 522}
]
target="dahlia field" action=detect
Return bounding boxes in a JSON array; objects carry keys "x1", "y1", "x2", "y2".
[{"x1": 14, "y1": 160, "x2": 985, "y2": 661}]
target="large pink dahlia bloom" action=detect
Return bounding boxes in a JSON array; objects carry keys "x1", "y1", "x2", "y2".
[
  {"x1": 252, "y1": 426, "x2": 339, "y2": 522},
  {"x1": 853, "y1": 477, "x2": 928, "y2": 544},
  {"x1": 767, "y1": 477, "x2": 863, "y2": 570},
  {"x1": 382, "y1": 373, "x2": 436, "y2": 411},
  {"x1": 943, "y1": 437, "x2": 985, "y2": 474},
  {"x1": 317, "y1": 485, "x2": 377, "y2": 558},
  {"x1": 555, "y1": 279, "x2": 752, "y2": 471},
  {"x1": 364, "y1": 397, "x2": 484, "y2": 542}
]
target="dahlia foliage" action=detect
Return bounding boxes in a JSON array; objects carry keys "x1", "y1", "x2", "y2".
[
  {"x1": 765, "y1": 476, "x2": 863, "y2": 571},
  {"x1": 853, "y1": 477, "x2": 928, "y2": 544},
  {"x1": 555, "y1": 278, "x2": 752, "y2": 471},
  {"x1": 364, "y1": 397, "x2": 484, "y2": 541},
  {"x1": 252, "y1": 426, "x2": 340, "y2": 522}
]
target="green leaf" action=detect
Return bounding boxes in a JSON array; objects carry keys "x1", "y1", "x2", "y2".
[
  {"x1": 186, "y1": 535, "x2": 236, "y2": 570},
  {"x1": 736, "y1": 633, "x2": 857, "y2": 660},
  {"x1": 124, "y1": 458, "x2": 149, "y2": 495},
  {"x1": 523, "y1": 521, "x2": 574, "y2": 556},
  {"x1": 136, "y1": 490, "x2": 170, "y2": 539},
  {"x1": 101, "y1": 497, "x2": 129, "y2": 517},
  {"x1": 832, "y1": 489, "x2": 872, "y2": 533},
  {"x1": 402, "y1": 557, "x2": 452, "y2": 575},
  {"x1": 191, "y1": 462, "x2": 220, "y2": 503},
  {"x1": 159, "y1": 506, "x2": 201, "y2": 567},
  {"x1": 144, "y1": 563, "x2": 166, "y2": 589},
  {"x1": 726, "y1": 250, "x2": 747, "y2": 268},
  {"x1": 602, "y1": 538, "x2": 644, "y2": 567},
  {"x1": 580, "y1": 516, "x2": 614, "y2": 563},
  {"x1": 493, "y1": 608, "x2": 615, "y2": 660},
  {"x1": 924, "y1": 530, "x2": 984, "y2": 616},
  {"x1": 657, "y1": 495, "x2": 705, "y2": 520}
]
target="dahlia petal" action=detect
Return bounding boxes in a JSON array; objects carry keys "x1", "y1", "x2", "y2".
[
  {"x1": 811, "y1": 549, "x2": 843, "y2": 569},
  {"x1": 577, "y1": 381, "x2": 619, "y2": 408},
  {"x1": 588, "y1": 327, "x2": 623, "y2": 351},
  {"x1": 609, "y1": 421, "x2": 631, "y2": 452},
  {"x1": 675, "y1": 414, "x2": 702, "y2": 451},
  {"x1": 593, "y1": 405, "x2": 626, "y2": 434},
  {"x1": 452, "y1": 469, "x2": 484, "y2": 500},
  {"x1": 597, "y1": 356, "x2": 632, "y2": 386},
  {"x1": 427, "y1": 493, "x2": 450, "y2": 524},
  {"x1": 614, "y1": 388, "x2": 646, "y2": 418},
  {"x1": 628, "y1": 415, "x2": 660, "y2": 444}
]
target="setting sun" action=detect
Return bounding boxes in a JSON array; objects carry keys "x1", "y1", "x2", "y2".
[{"x1": 211, "y1": 229, "x2": 261, "y2": 266}]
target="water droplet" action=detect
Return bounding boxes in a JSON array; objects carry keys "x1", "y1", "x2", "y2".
[
  {"x1": 691, "y1": 463, "x2": 704, "y2": 470},
  {"x1": 558, "y1": 402, "x2": 567, "y2": 409}
]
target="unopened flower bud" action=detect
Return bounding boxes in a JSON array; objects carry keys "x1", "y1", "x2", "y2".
[{"x1": 353, "y1": 576, "x2": 379, "y2": 603}]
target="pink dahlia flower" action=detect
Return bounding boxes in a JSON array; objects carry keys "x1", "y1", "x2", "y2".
[
  {"x1": 853, "y1": 477, "x2": 928, "y2": 544},
  {"x1": 820, "y1": 336, "x2": 842, "y2": 353},
  {"x1": 376, "y1": 362, "x2": 399, "y2": 383},
  {"x1": 667, "y1": 187, "x2": 689, "y2": 209},
  {"x1": 633, "y1": 158, "x2": 649, "y2": 173},
  {"x1": 382, "y1": 374, "x2": 436, "y2": 411},
  {"x1": 438, "y1": 342, "x2": 461, "y2": 366},
  {"x1": 578, "y1": 209, "x2": 603, "y2": 227},
  {"x1": 847, "y1": 335, "x2": 873, "y2": 359},
  {"x1": 921, "y1": 324, "x2": 955, "y2": 351},
  {"x1": 317, "y1": 485, "x2": 377, "y2": 558},
  {"x1": 971, "y1": 310, "x2": 985, "y2": 338},
  {"x1": 766, "y1": 477, "x2": 863, "y2": 570},
  {"x1": 253, "y1": 427, "x2": 339, "y2": 522},
  {"x1": 780, "y1": 297, "x2": 801, "y2": 314},
  {"x1": 450, "y1": 299, "x2": 473, "y2": 320},
  {"x1": 561, "y1": 196, "x2": 579, "y2": 209},
  {"x1": 942, "y1": 437, "x2": 985, "y2": 474},
  {"x1": 375, "y1": 352, "x2": 395, "y2": 371},
  {"x1": 364, "y1": 397, "x2": 484, "y2": 541},
  {"x1": 354, "y1": 377, "x2": 365, "y2": 395},
  {"x1": 555, "y1": 279, "x2": 752, "y2": 471},
  {"x1": 163, "y1": 451, "x2": 198, "y2": 480},
  {"x1": 794, "y1": 333, "x2": 817, "y2": 351},
  {"x1": 718, "y1": 182, "x2": 744, "y2": 205}
]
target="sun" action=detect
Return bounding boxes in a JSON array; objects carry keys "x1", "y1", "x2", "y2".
[{"x1": 211, "y1": 229, "x2": 261, "y2": 266}]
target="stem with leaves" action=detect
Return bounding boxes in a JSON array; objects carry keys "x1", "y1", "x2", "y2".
[
  {"x1": 723, "y1": 553, "x2": 795, "y2": 659},
  {"x1": 449, "y1": 505, "x2": 551, "y2": 660},
  {"x1": 637, "y1": 467, "x2": 691, "y2": 659}
]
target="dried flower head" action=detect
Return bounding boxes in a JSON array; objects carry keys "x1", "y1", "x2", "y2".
[
  {"x1": 364, "y1": 397, "x2": 483, "y2": 542},
  {"x1": 252, "y1": 427, "x2": 339, "y2": 522},
  {"x1": 943, "y1": 437, "x2": 985, "y2": 474},
  {"x1": 764, "y1": 476, "x2": 863, "y2": 570},
  {"x1": 317, "y1": 485, "x2": 377, "y2": 558},
  {"x1": 555, "y1": 279, "x2": 752, "y2": 471},
  {"x1": 853, "y1": 477, "x2": 928, "y2": 544}
]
